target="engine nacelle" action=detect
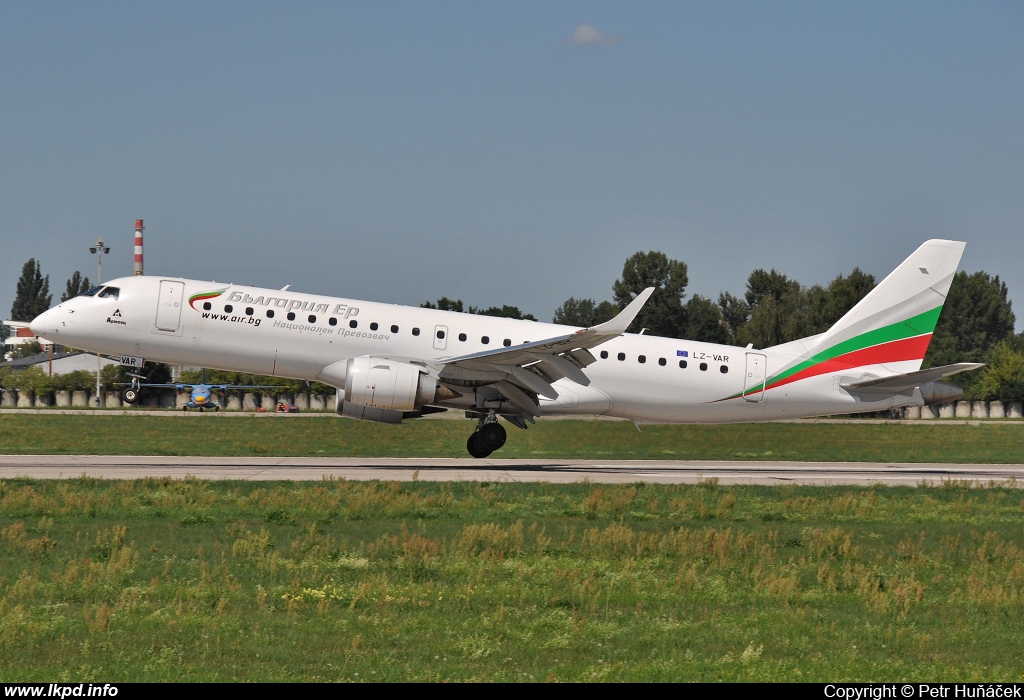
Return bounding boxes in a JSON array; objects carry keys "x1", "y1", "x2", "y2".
[
  {"x1": 320, "y1": 356, "x2": 459, "y2": 424},
  {"x1": 344, "y1": 356, "x2": 436, "y2": 411}
]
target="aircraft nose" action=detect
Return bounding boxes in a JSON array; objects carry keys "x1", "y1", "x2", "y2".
[{"x1": 29, "y1": 308, "x2": 57, "y2": 337}]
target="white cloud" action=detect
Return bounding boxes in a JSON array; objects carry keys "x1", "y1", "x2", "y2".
[{"x1": 570, "y1": 23, "x2": 620, "y2": 46}]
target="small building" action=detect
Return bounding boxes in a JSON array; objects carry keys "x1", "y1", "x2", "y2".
[{"x1": 3, "y1": 320, "x2": 53, "y2": 361}]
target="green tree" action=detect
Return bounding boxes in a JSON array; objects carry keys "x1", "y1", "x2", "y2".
[
  {"x1": 684, "y1": 295, "x2": 729, "y2": 344},
  {"x1": 11, "y1": 259, "x2": 51, "y2": 322},
  {"x1": 739, "y1": 269, "x2": 806, "y2": 348},
  {"x1": 925, "y1": 271, "x2": 1016, "y2": 368},
  {"x1": 421, "y1": 297, "x2": 464, "y2": 312},
  {"x1": 552, "y1": 297, "x2": 617, "y2": 327},
  {"x1": 716, "y1": 292, "x2": 749, "y2": 345},
  {"x1": 612, "y1": 251, "x2": 689, "y2": 337},
  {"x1": 804, "y1": 268, "x2": 876, "y2": 334},
  {"x1": 11, "y1": 340, "x2": 43, "y2": 359},
  {"x1": 472, "y1": 305, "x2": 537, "y2": 321},
  {"x1": 744, "y1": 268, "x2": 800, "y2": 309},
  {"x1": 975, "y1": 339, "x2": 1024, "y2": 402},
  {"x1": 61, "y1": 271, "x2": 92, "y2": 302}
]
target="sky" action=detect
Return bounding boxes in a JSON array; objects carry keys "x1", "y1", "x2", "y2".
[{"x1": 2, "y1": 1, "x2": 1022, "y2": 329}]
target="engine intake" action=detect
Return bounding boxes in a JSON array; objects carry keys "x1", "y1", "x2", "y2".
[
  {"x1": 345, "y1": 356, "x2": 437, "y2": 411},
  {"x1": 318, "y1": 357, "x2": 459, "y2": 424}
]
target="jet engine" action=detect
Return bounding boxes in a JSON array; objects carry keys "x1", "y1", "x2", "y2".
[{"x1": 320, "y1": 357, "x2": 457, "y2": 424}]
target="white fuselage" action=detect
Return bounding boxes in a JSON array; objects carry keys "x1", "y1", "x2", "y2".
[{"x1": 30, "y1": 276, "x2": 918, "y2": 422}]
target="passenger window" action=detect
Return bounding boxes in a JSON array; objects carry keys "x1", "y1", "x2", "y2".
[
  {"x1": 481, "y1": 336, "x2": 490, "y2": 344},
  {"x1": 308, "y1": 315, "x2": 316, "y2": 323},
  {"x1": 203, "y1": 302, "x2": 212, "y2": 311},
  {"x1": 246, "y1": 307, "x2": 254, "y2": 316},
  {"x1": 329, "y1": 317, "x2": 337, "y2": 326},
  {"x1": 600, "y1": 350, "x2": 608, "y2": 359},
  {"x1": 287, "y1": 312, "x2": 295, "y2": 321},
  {"x1": 658, "y1": 358, "x2": 666, "y2": 366},
  {"x1": 679, "y1": 360, "x2": 687, "y2": 369},
  {"x1": 503, "y1": 339, "x2": 511, "y2": 347},
  {"x1": 720, "y1": 365, "x2": 729, "y2": 374},
  {"x1": 349, "y1": 320, "x2": 358, "y2": 328},
  {"x1": 700, "y1": 362, "x2": 708, "y2": 371},
  {"x1": 412, "y1": 328, "x2": 421, "y2": 336},
  {"x1": 458, "y1": 333, "x2": 467, "y2": 341},
  {"x1": 267, "y1": 310, "x2": 275, "y2": 319},
  {"x1": 436, "y1": 329, "x2": 445, "y2": 339},
  {"x1": 638, "y1": 355, "x2": 646, "y2": 364},
  {"x1": 370, "y1": 322, "x2": 378, "y2": 331},
  {"x1": 617, "y1": 353, "x2": 625, "y2": 361},
  {"x1": 391, "y1": 325, "x2": 399, "y2": 333},
  {"x1": 225, "y1": 305, "x2": 233, "y2": 313}
]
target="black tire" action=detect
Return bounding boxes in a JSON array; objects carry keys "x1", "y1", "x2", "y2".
[
  {"x1": 122, "y1": 388, "x2": 139, "y2": 404},
  {"x1": 467, "y1": 433, "x2": 492, "y2": 458},
  {"x1": 182, "y1": 405, "x2": 188, "y2": 412},
  {"x1": 475, "y1": 422, "x2": 507, "y2": 453}
]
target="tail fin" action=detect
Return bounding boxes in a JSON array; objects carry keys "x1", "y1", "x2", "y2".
[
  {"x1": 810, "y1": 239, "x2": 964, "y2": 369},
  {"x1": 762, "y1": 240, "x2": 964, "y2": 392}
]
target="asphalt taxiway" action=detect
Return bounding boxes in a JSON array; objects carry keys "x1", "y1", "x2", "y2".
[{"x1": 0, "y1": 455, "x2": 1021, "y2": 486}]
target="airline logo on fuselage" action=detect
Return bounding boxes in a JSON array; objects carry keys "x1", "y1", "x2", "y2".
[
  {"x1": 223, "y1": 290, "x2": 359, "y2": 320},
  {"x1": 189, "y1": 289, "x2": 228, "y2": 310}
]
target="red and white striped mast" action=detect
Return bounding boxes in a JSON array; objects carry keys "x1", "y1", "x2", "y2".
[{"x1": 134, "y1": 219, "x2": 144, "y2": 276}]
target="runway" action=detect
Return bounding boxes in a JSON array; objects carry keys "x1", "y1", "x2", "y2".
[{"x1": 1, "y1": 455, "x2": 1022, "y2": 486}]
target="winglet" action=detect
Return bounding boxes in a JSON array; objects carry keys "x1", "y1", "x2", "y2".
[{"x1": 589, "y1": 287, "x2": 655, "y2": 337}]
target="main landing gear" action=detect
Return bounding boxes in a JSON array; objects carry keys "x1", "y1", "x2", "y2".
[
  {"x1": 466, "y1": 417, "x2": 507, "y2": 458},
  {"x1": 121, "y1": 387, "x2": 139, "y2": 404}
]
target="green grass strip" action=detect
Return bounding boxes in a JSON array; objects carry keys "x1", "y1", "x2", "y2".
[
  {"x1": 1, "y1": 479, "x2": 1023, "y2": 681},
  {"x1": 1, "y1": 414, "x2": 1022, "y2": 463}
]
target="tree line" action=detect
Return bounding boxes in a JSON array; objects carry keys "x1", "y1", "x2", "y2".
[{"x1": 2, "y1": 259, "x2": 92, "y2": 352}]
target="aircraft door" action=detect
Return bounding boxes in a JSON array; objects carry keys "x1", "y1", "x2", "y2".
[
  {"x1": 743, "y1": 352, "x2": 767, "y2": 403},
  {"x1": 156, "y1": 281, "x2": 185, "y2": 331},
  {"x1": 433, "y1": 325, "x2": 448, "y2": 351}
]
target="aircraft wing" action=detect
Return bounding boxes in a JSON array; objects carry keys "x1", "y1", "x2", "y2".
[
  {"x1": 840, "y1": 363, "x2": 984, "y2": 394},
  {"x1": 435, "y1": 288, "x2": 654, "y2": 417}
]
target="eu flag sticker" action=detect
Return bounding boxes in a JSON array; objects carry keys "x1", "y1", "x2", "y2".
[{"x1": 676, "y1": 350, "x2": 688, "y2": 357}]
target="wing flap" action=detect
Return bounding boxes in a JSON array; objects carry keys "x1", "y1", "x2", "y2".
[{"x1": 438, "y1": 287, "x2": 654, "y2": 400}]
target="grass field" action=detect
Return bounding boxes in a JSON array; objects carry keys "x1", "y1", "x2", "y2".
[
  {"x1": 2, "y1": 478, "x2": 1024, "y2": 681},
  {"x1": 0, "y1": 413, "x2": 1023, "y2": 462}
]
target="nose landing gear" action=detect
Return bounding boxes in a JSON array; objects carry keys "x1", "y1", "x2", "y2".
[{"x1": 466, "y1": 417, "x2": 507, "y2": 458}]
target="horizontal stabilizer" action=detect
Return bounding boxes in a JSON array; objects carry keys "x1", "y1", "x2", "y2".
[{"x1": 841, "y1": 363, "x2": 983, "y2": 394}]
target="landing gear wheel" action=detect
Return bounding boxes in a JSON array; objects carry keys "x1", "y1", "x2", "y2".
[
  {"x1": 122, "y1": 388, "x2": 139, "y2": 404},
  {"x1": 182, "y1": 405, "x2": 188, "y2": 412},
  {"x1": 467, "y1": 434, "x2": 492, "y2": 459},
  {"x1": 476, "y1": 422, "x2": 507, "y2": 453}
]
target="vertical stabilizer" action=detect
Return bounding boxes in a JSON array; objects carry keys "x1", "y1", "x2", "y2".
[
  {"x1": 759, "y1": 240, "x2": 965, "y2": 393},
  {"x1": 811, "y1": 239, "x2": 965, "y2": 368}
]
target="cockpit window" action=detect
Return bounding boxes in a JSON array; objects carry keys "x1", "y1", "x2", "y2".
[
  {"x1": 97, "y1": 287, "x2": 120, "y2": 300},
  {"x1": 81, "y1": 287, "x2": 102, "y2": 297}
]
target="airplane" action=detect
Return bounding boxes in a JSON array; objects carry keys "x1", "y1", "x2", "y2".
[
  {"x1": 29, "y1": 239, "x2": 981, "y2": 457},
  {"x1": 115, "y1": 369, "x2": 281, "y2": 411}
]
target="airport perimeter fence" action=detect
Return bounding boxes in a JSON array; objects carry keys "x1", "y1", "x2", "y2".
[
  {"x1": 0, "y1": 389, "x2": 334, "y2": 411},
  {"x1": 0, "y1": 387, "x2": 1022, "y2": 420}
]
